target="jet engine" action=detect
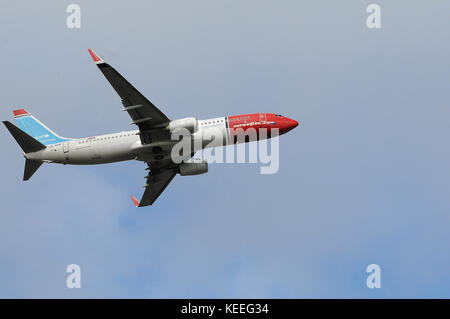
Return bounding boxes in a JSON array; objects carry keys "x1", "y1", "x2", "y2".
[
  {"x1": 179, "y1": 161, "x2": 208, "y2": 176},
  {"x1": 168, "y1": 117, "x2": 198, "y2": 134}
]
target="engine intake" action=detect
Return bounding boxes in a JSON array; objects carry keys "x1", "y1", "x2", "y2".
[
  {"x1": 179, "y1": 161, "x2": 208, "y2": 176},
  {"x1": 168, "y1": 117, "x2": 198, "y2": 134}
]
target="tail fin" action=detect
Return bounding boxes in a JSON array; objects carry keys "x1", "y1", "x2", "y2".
[
  {"x1": 24, "y1": 159, "x2": 43, "y2": 181},
  {"x1": 3, "y1": 121, "x2": 46, "y2": 153},
  {"x1": 12, "y1": 109, "x2": 71, "y2": 145}
]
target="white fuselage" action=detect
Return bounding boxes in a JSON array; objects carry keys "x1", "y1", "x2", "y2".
[{"x1": 25, "y1": 117, "x2": 230, "y2": 165}]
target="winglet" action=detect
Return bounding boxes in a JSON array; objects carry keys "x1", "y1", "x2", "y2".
[
  {"x1": 88, "y1": 48, "x2": 104, "y2": 64},
  {"x1": 130, "y1": 195, "x2": 140, "y2": 207}
]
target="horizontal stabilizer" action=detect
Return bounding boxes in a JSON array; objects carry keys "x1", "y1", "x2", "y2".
[
  {"x1": 24, "y1": 159, "x2": 43, "y2": 181},
  {"x1": 3, "y1": 121, "x2": 46, "y2": 153}
]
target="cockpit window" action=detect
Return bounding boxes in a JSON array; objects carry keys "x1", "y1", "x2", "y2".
[{"x1": 275, "y1": 114, "x2": 283, "y2": 117}]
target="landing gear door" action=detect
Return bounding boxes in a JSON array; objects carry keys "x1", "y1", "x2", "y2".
[{"x1": 63, "y1": 142, "x2": 69, "y2": 153}]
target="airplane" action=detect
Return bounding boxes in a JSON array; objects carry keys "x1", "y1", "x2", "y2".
[{"x1": 3, "y1": 49, "x2": 299, "y2": 207}]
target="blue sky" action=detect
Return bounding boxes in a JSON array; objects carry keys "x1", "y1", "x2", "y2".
[{"x1": 1, "y1": 1, "x2": 450, "y2": 298}]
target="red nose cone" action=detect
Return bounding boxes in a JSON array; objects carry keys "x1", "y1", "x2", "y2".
[
  {"x1": 279, "y1": 118, "x2": 299, "y2": 134},
  {"x1": 290, "y1": 119, "x2": 299, "y2": 129}
]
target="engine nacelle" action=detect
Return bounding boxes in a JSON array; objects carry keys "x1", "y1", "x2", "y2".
[
  {"x1": 179, "y1": 161, "x2": 208, "y2": 176},
  {"x1": 168, "y1": 117, "x2": 198, "y2": 134}
]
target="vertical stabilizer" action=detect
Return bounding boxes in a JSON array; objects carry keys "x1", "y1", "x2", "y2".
[{"x1": 13, "y1": 109, "x2": 71, "y2": 145}]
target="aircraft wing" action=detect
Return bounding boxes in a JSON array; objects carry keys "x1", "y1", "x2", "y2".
[
  {"x1": 88, "y1": 49, "x2": 170, "y2": 133},
  {"x1": 131, "y1": 166, "x2": 178, "y2": 207}
]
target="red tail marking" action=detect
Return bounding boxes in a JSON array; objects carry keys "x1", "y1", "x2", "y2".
[{"x1": 13, "y1": 109, "x2": 29, "y2": 117}]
